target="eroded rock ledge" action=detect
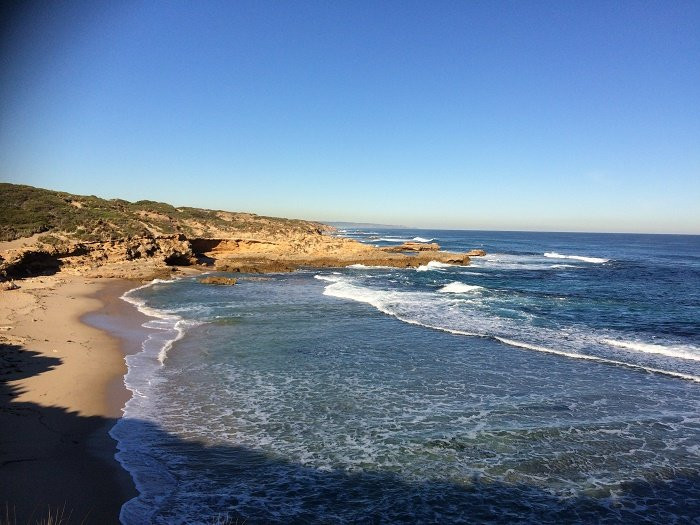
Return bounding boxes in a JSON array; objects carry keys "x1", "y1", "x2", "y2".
[{"x1": 0, "y1": 234, "x2": 484, "y2": 281}]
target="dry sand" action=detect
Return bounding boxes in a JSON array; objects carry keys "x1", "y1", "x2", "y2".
[{"x1": 0, "y1": 275, "x2": 148, "y2": 523}]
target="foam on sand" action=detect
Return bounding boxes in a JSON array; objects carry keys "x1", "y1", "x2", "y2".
[{"x1": 121, "y1": 278, "x2": 201, "y2": 365}]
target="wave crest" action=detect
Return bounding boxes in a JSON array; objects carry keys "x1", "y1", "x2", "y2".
[
  {"x1": 544, "y1": 252, "x2": 609, "y2": 264},
  {"x1": 438, "y1": 282, "x2": 483, "y2": 294},
  {"x1": 416, "y1": 261, "x2": 459, "y2": 272},
  {"x1": 315, "y1": 274, "x2": 700, "y2": 382},
  {"x1": 603, "y1": 339, "x2": 700, "y2": 362}
]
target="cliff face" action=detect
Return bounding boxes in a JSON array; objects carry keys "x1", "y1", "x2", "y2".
[{"x1": 0, "y1": 184, "x2": 481, "y2": 280}]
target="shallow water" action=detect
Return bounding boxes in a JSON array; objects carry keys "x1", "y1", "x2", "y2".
[{"x1": 113, "y1": 230, "x2": 700, "y2": 523}]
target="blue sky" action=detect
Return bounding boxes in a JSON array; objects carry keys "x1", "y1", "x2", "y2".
[{"x1": 1, "y1": 1, "x2": 699, "y2": 233}]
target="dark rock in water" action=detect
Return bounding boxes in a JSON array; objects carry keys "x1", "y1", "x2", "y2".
[{"x1": 199, "y1": 276, "x2": 238, "y2": 285}]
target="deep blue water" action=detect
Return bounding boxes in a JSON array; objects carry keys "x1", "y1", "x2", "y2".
[{"x1": 114, "y1": 230, "x2": 700, "y2": 524}]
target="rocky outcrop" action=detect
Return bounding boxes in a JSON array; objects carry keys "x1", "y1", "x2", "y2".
[
  {"x1": 214, "y1": 249, "x2": 471, "y2": 273},
  {"x1": 380, "y1": 242, "x2": 440, "y2": 253},
  {"x1": 1, "y1": 230, "x2": 483, "y2": 279},
  {"x1": 1, "y1": 230, "x2": 483, "y2": 278},
  {"x1": 465, "y1": 249, "x2": 486, "y2": 257},
  {"x1": 199, "y1": 276, "x2": 237, "y2": 285},
  {"x1": 0, "y1": 234, "x2": 198, "y2": 281}
]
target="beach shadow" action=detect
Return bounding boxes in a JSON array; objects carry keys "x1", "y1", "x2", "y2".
[
  {"x1": 111, "y1": 419, "x2": 700, "y2": 524},
  {"x1": 0, "y1": 343, "x2": 133, "y2": 524},
  {"x1": 1, "y1": 252, "x2": 62, "y2": 279},
  {"x1": 2, "y1": 343, "x2": 699, "y2": 524}
]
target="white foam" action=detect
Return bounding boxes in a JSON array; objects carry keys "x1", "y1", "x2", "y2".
[
  {"x1": 438, "y1": 282, "x2": 483, "y2": 294},
  {"x1": 603, "y1": 339, "x2": 700, "y2": 362},
  {"x1": 121, "y1": 278, "x2": 199, "y2": 365},
  {"x1": 115, "y1": 277, "x2": 196, "y2": 520},
  {"x1": 314, "y1": 274, "x2": 341, "y2": 282},
  {"x1": 416, "y1": 261, "x2": 459, "y2": 272},
  {"x1": 468, "y1": 254, "x2": 554, "y2": 271},
  {"x1": 544, "y1": 252, "x2": 609, "y2": 264},
  {"x1": 316, "y1": 275, "x2": 700, "y2": 383},
  {"x1": 495, "y1": 337, "x2": 700, "y2": 382},
  {"x1": 377, "y1": 237, "x2": 404, "y2": 242},
  {"x1": 377, "y1": 236, "x2": 435, "y2": 243}
]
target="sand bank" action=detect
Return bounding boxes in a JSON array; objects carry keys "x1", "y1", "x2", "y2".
[{"x1": 0, "y1": 276, "x2": 147, "y2": 523}]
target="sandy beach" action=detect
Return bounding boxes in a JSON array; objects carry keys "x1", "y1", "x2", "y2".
[{"x1": 0, "y1": 276, "x2": 146, "y2": 523}]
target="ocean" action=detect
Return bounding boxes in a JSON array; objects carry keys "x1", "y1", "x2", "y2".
[{"x1": 112, "y1": 229, "x2": 700, "y2": 524}]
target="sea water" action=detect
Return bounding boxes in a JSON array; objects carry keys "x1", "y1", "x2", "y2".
[{"x1": 112, "y1": 230, "x2": 700, "y2": 524}]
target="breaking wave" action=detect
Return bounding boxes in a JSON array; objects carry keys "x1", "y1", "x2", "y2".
[
  {"x1": 315, "y1": 274, "x2": 700, "y2": 382},
  {"x1": 121, "y1": 279, "x2": 201, "y2": 365},
  {"x1": 378, "y1": 237, "x2": 435, "y2": 243},
  {"x1": 438, "y1": 282, "x2": 484, "y2": 293},
  {"x1": 544, "y1": 252, "x2": 609, "y2": 264},
  {"x1": 603, "y1": 339, "x2": 700, "y2": 362},
  {"x1": 416, "y1": 261, "x2": 462, "y2": 272}
]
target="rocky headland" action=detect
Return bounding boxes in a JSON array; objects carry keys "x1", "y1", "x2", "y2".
[{"x1": 0, "y1": 183, "x2": 484, "y2": 281}]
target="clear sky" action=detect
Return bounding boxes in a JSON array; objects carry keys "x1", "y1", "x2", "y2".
[{"x1": 1, "y1": 1, "x2": 699, "y2": 233}]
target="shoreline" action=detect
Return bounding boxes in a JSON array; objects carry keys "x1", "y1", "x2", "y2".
[{"x1": 0, "y1": 275, "x2": 149, "y2": 523}]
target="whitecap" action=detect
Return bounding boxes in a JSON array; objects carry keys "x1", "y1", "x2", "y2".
[
  {"x1": 495, "y1": 338, "x2": 700, "y2": 383},
  {"x1": 316, "y1": 276, "x2": 700, "y2": 383},
  {"x1": 438, "y1": 282, "x2": 484, "y2": 294},
  {"x1": 377, "y1": 237, "x2": 411, "y2": 243},
  {"x1": 468, "y1": 254, "x2": 553, "y2": 270},
  {"x1": 544, "y1": 252, "x2": 609, "y2": 263},
  {"x1": 603, "y1": 339, "x2": 700, "y2": 362},
  {"x1": 416, "y1": 261, "x2": 459, "y2": 272},
  {"x1": 314, "y1": 274, "x2": 343, "y2": 283},
  {"x1": 377, "y1": 236, "x2": 435, "y2": 243}
]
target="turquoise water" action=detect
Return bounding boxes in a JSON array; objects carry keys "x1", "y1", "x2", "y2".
[{"x1": 113, "y1": 230, "x2": 700, "y2": 523}]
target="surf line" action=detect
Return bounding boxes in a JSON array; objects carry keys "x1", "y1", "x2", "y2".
[
  {"x1": 317, "y1": 276, "x2": 699, "y2": 383},
  {"x1": 121, "y1": 277, "x2": 201, "y2": 365}
]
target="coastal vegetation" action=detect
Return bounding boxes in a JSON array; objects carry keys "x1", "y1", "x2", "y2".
[{"x1": 0, "y1": 183, "x2": 325, "y2": 242}]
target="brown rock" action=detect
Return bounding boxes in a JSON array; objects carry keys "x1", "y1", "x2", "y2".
[
  {"x1": 465, "y1": 249, "x2": 486, "y2": 257},
  {"x1": 215, "y1": 259, "x2": 300, "y2": 273},
  {"x1": 199, "y1": 276, "x2": 238, "y2": 285},
  {"x1": 381, "y1": 242, "x2": 440, "y2": 253}
]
